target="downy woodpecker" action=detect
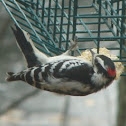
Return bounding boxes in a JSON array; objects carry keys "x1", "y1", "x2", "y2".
[{"x1": 6, "y1": 25, "x2": 116, "y2": 96}]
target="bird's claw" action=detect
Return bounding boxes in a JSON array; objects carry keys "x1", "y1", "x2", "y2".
[{"x1": 69, "y1": 36, "x2": 78, "y2": 51}]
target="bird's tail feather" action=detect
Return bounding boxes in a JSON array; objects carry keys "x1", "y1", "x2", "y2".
[
  {"x1": 6, "y1": 70, "x2": 43, "y2": 90},
  {"x1": 11, "y1": 25, "x2": 48, "y2": 67},
  {"x1": 6, "y1": 72, "x2": 20, "y2": 81}
]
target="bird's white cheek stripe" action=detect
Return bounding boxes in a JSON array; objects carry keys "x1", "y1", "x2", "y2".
[{"x1": 97, "y1": 57, "x2": 106, "y2": 70}]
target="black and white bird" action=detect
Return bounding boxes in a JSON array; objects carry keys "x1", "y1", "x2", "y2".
[{"x1": 6, "y1": 25, "x2": 116, "y2": 96}]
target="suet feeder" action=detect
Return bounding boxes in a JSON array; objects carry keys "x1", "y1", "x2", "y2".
[{"x1": 1, "y1": 0, "x2": 126, "y2": 75}]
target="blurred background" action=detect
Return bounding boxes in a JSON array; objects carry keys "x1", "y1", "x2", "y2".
[{"x1": 0, "y1": 0, "x2": 126, "y2": 126}]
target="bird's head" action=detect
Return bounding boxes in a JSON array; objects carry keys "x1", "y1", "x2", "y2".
[{"x1": 90, "y1": 49, "x2": 116, "y2": 79}]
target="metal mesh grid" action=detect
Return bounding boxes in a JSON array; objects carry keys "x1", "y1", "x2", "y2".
[{"x1": 1, "y1": 0, "x2": 126, "y2": 75}]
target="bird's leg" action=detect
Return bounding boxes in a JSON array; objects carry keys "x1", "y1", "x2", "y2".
[{"x1": 62, "y1": 36, "x2": 78, "y2": 56}]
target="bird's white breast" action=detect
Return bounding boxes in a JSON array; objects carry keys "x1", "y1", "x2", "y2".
[{"x1": 40, "y1": 76, "x2": 91, "y2": 94}]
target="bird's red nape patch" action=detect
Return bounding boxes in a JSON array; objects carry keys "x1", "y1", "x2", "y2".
[{"x1": 107, "y1": 68, "x2": 116, "y2": 77}]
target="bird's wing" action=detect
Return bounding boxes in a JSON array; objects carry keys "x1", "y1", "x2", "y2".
[
  {"x1": 43, "y1": 59, "x2": 94, "y2": 84},
  {"x1": 11, "y1": 25, "x2": 48, "y2": 67}
]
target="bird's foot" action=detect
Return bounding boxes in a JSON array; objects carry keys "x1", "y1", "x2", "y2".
[{"x1": 69, "y1": 36, "x2": 78, "y2": 51}]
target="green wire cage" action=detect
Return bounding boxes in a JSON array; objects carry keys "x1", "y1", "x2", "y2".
[{"x1": 1, "y1": 0, "x2": 126, "y2": 75}]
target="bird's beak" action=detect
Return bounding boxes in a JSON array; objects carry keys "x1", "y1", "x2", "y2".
[
  {"x1": 89, "y1": 49, "x2": 95, "y2": 57},
  {"x1": 89, "y1": 49, "x2": 96, "y2": 66}
]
